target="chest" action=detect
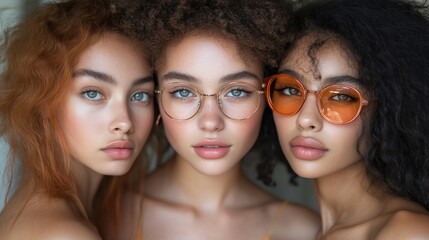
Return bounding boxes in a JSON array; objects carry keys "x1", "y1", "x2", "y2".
[{"x1": 142, "y1": 204, "x2": 276, "y2": 240}]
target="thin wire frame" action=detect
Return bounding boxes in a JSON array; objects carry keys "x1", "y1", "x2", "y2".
[{"x1": 155, "y1": 81, "x2": 265, "y2": 120}]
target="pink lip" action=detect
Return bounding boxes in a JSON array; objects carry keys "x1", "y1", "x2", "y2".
[
  {"x1": 192, "y1": 140, "x2": 231, "y2": 160},
  {"x1": 101, "y1": 140, "x2": 134, "y2": 160},
  {"x1": 289, "y1": 136, "x2": 328, "y2": 161}
]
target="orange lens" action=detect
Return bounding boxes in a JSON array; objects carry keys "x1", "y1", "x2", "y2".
[
  {"x1": 266, "y1": 74, "x2": 367, "y2": 125},
  {"x1": 319, "y1": 85, "x2": 363, "y2": 124},
  {"x1": 268, "y1": 75, "x2": 304, "y2": 115}
]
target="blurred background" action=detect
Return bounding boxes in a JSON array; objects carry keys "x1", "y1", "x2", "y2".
[{"x1": 0, "y1": 0, "x2": 319, "y2": 212}]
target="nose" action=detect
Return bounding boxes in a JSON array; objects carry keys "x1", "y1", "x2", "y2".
[
  {"x1": 197, "y1": 95, "x2": 225, "y2": 132},
  {"x1": 296, "y1": 94, "x2": 323, "y2": 131},
  {"x1": 110, "y1": 102, "x2": 133, "y2": 134}
]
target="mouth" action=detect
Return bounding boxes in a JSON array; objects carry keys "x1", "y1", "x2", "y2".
[
  {"x1": 289, "y1": 137, "x2": 328, "y2": 161},
  {"x1": 102, "y1": 141, "x2": 134, "y2": 160},
  {"x1": 192, "y1": 140, "x2": 231, "y2": 159}
]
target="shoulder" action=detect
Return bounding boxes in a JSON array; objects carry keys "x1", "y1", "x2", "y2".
[
  {"x1": 265, "y1": 201, "x2": 321, "y2": 240},
  {"x1": 0, "y1": 196, "x2": 101, "y2": 240},
  {"x1": 16, "y1": 218, "x2": 101, "y2": 240},
  {"x1": 376, "y1": 210, "x2": 429, "y2": 240}
]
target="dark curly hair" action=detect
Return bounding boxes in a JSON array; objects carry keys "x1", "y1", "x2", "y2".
[
  {"x1": 127, "y1": 0, "x2": 293, "y2": 185},
  {"x1": 261, "y1": 0, "x2": 429, "y2": 209}
]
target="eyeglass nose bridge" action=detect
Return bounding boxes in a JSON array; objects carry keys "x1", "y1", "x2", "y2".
[
  {"x1": 198, "y1": 92, "x2": 224, "y2": 113},
  {"x1": 297, "y1": 88, "x2": 324, "y2": 114}
]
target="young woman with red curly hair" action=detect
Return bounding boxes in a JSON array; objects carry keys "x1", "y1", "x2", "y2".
[{"x1": 0, "y1": 0, "x2": 154, "y2": 239}]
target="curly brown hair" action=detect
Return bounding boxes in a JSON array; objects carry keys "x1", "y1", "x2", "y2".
[{"x1": 127, "y1": 0, "x2": 292, "y2": 71}]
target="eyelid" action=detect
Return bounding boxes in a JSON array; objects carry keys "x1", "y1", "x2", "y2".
[{"x1": 80, "y1": 87, "x2": 106, "y2": 101}]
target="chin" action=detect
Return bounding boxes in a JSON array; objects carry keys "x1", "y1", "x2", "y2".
[
  {"x1": 102, "y1": 162, "x2": 134, "y2": 176},
  {"x1": 289, "y1": 163, "x2": 325, "y2": 179}
]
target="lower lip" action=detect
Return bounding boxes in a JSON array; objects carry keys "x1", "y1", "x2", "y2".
[
  {"x1": 193, "y1": 147, "x2": 230, "y2": 159},
  {"x1": 290, "y1": 146, "x2": 327, "y2": 160},
  {"x1": 102, "y1": 148, "x2": 133, "y2": 160}
]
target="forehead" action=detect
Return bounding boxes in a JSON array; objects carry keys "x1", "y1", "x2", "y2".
[
  {"x1": 281, "y1": 33, "x2": 358, "y2": 82},
  {"x1": 157, "y1": 33, "x2": 263, "y2": 84}
]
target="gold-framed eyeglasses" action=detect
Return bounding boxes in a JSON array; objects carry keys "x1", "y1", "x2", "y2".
[{"x1": 155, "y1": 81, "x2": 265, "y2": 120}]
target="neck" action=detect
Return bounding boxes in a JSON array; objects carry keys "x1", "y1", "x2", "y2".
[
  {"x1": 71, "y1": 161, "x2": 103, "y2": 218},
  {"x1": 314, "y1": 161, "x2": 386, "y2": 235},
  {"x1": 155, "y1": 154, "x2": 246, "y2": 213}
]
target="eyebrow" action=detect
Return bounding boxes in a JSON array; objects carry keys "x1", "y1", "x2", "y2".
[
  {"x1": 73, "y1": 69, "x2": 115, "y2": 84},
  {"x1": 161, "y1": 71, "x2": 198, "y2": 83},
  {"x1": 325, "y1": 75, "x2": 360, "y2": 86},
  {"x1": 220, "y1": 71, "x2": 260, "y2": 83},
  {"x1": 278, "y1": 68, "x2": 360, "y2": 86},
  {"x1": 160, "y1": 71, "x2": 260, "y2": 84},
  {"x1": 73, "y1": 69, "x2": 153, "y2": 86},
  {"x1": 278, "y1": 69, "x2": 303, "y2": 80}
]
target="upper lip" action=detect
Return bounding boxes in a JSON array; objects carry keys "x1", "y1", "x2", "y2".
[
  {"x1": 102, "y1": 140, "x2": 134, "y2": 150},
  {"x1": 192, "y1": 139, "x2": 231, "y2": 148},
  {"x1": 290, "y1": 136, "x2": 328, "y2": 151}
]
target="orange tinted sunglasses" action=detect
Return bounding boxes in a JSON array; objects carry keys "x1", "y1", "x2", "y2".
[{"x1": 265, "y1": 74, "x2": 368, "y2": 124}]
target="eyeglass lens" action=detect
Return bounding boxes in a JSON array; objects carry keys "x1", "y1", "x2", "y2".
[
  {"x1": 158, "y1": 82, "x2": 263, "y2": 120},
  {"x1": 266, "y1": 74, "x2": 366, "y2": 124}
]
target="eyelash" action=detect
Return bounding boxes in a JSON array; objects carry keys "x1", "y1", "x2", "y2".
[
  {"x1": 81, "y1": 88, "x2": 105, "y2": 101},
  {"x1": 80, "y1": 88, "x2": 153, "y2": 104}
]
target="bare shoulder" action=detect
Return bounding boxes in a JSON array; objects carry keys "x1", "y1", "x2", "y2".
[
  {"x1": 376, "y1": 210, "x2": 429, "y2": 240},
  {"x1": 266, "y1": 201, "x2": 321, "y2": 240},
  {"x1": 0, "y1": 196, "x2": 101, "y2": 240},
  {"x1": 9, "y1": 218, "x2": 102, "y2": 240}
]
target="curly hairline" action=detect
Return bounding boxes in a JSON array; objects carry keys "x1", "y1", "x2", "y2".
[{"x1": 134, "y1": 0, "x2": 291, "y2": 74}]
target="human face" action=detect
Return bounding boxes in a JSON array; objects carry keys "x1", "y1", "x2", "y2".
[
  {"x1": 274, "y1": 34, "x2": 368, "y2": 179},
  {"x1": 59, "y1": 33, "x2": 154, "y2": 176},
  {"x1": 157, "y1": 34, "x2": 264, "y2": 176}
]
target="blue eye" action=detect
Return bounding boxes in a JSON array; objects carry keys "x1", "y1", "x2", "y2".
[
  {"x1": 170, "y1": 88, "x2": 196, "y2": 99},
  {"x1": 82, "y1": 89, "x2": 104, "y2": 100},
  {"x1": 225, "y1": 88, "x2": 248, "y2": 98},
  {"x1": 131, "y1": 91, "x2": 150, "y2": 103}
]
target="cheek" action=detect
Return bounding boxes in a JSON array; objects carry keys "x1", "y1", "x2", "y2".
[
  {"x1": 273, "y1": 113, "x2": 295, "y2": 146},
  {"x1": 232, "y1": 108, "x2": 264, "y2": 146},
  {"x1": 325, "y1": 121, "x2": 364, "y2": 163},
  {"x1": 132, "y1": 107, "x2": 155, "y2": 141},
  {"x1": 59, "y1": 101, "x2": 100, "y2": 140},
  {"x1": 161, "y1": 113, "x2": 188, "y2": 147}
]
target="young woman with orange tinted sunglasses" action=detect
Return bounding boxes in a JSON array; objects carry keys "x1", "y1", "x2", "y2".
[{"x1": 261, "y1": 0, "x2": 429, "y2": 238}]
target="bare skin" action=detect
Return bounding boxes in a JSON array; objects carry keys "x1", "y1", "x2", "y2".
[
  {"x1": 138, "y1": 34, "x2": 320, "y2": 240},
  {"x1": 0, "y1": 33, "x2": 154, "y2": 240},
  {"x1": 315, "y1": 161, "x2": 429, "y2": 240},
  {"x1": 0, "y1": 179, "x2": 102, "y2": 240},
  {"x1": 142, "y1": 156, "x2": 319, "y2": 240},
  {"x1": 274, "y1": 33, "x2": 429, "y2": 240}
]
